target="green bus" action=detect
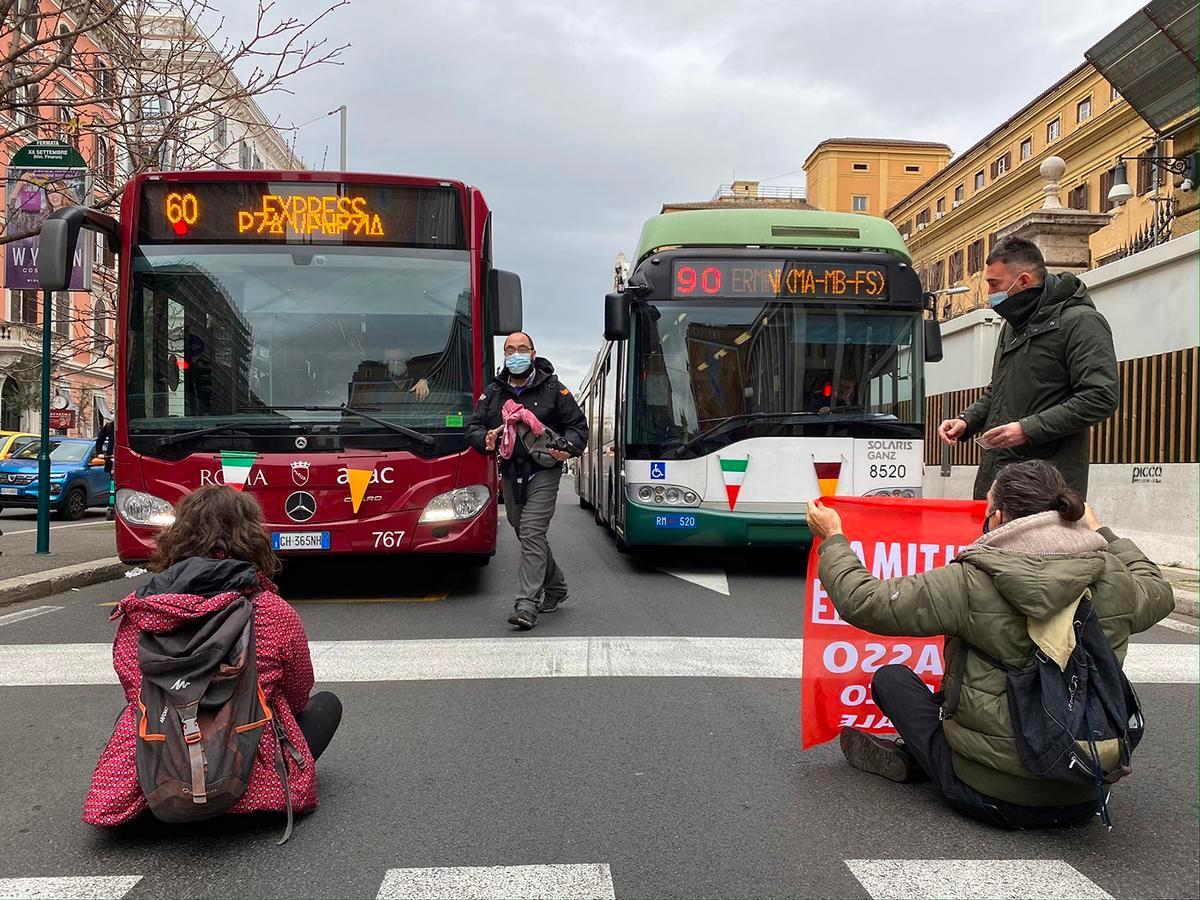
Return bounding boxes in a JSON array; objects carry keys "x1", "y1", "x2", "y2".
[{"x1": 575, "y1": 207, "x2": 941, "y2": 550}]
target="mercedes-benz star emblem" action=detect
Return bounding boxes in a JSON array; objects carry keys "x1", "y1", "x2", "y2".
[
  {"x1": 295, "y1": 435, "x2": 309, "y2": 450},
  {"x1": 285, "y1": 491, "x2": 316, "y2": 523}
]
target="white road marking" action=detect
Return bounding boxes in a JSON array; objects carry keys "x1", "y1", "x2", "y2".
[
  {"x1": 0, "y1": 520, "x2": 111, "y2": 537},
  {"x1": 0, "y1": 876, "x2": 142, "y2": 899},
  {"x1": 0, "y1": 639, "x2": 1194, "y2": 686},
  {"x1": 845, "y1": 859, "x2": 1112, "y2": 900},
  {"x1": 658, "y1": 567, "x2": 730, "y2": 595},
  {"x1": 0, "y1": 605, "x2": 62, "y2": 627},
  {"x1": 377, "y1": 864, "x2": 615, "y2": 900},
  {"x1": 1157, "y1": 616, "x2": 1199, "y2": 634}
]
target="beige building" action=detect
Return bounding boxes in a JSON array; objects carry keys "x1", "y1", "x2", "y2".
[
  {"x1": 802, "y1": 138, "x2": 951, "y2": 218},
  {"x1": 883, "y1": 62, "x2": 1190, "y2": 318}
]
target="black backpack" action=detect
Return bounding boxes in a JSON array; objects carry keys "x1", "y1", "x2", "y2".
[
  {"x1": 135, "y1": 594, "x2": 295, "y2": 842},
  {"x1": 972, "y1": 591, "x2": 1144, "y2": 828}
]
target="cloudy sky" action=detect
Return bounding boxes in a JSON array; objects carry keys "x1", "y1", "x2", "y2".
[{"x1": 216, "y1": 0, "x2": 1136, "y2": 389}]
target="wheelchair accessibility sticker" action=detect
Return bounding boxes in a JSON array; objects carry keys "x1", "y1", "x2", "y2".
[{"x1": 650, "y1": 461, "x2": 667, "y2": 480}]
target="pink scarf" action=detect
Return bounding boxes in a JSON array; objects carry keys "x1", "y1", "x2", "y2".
[{"x1": 499, "y1": 399, "x2": 544, "y2": 459}]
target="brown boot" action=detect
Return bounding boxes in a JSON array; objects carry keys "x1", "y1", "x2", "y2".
[{"x1": 839, "y1": 727, "x2": 924, "y2": 783}]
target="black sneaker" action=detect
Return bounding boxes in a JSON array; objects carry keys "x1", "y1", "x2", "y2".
[
  {"x1": 507, "y1": 601, "x2": 538, "y2": 630},
  {"x1": 839, "y1": 727, "x2": 918, "y2": 783},
  {"x1": 538, "y1": 593, "x2": 567, "y2": 613}
]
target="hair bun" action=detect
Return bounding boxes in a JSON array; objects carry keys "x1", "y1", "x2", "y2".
[{"x1": 1057, "y1": 490, "x2": 1085, "y2": 522}]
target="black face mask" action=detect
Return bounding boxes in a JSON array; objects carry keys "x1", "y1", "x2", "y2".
[{"x1": 982, "y1": 509, "x2": 995, "y2": 534}]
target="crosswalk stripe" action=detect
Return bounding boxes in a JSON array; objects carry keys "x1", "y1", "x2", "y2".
[
  {"x1": 844, "y1": 859, "x2": 1113, "y2": 900},
  {"x1": 376, "y1": 864, "x2": 615, "y2": 900},
  {"x1": 0, "y1": 639, "x2": 1194, "y2": 686},
  {"x1": 0, "y1": 876, "x2": 142, "y2": 899},
  {"x1": 0, "y1": 606, "x2": 61, "y2": 628}
]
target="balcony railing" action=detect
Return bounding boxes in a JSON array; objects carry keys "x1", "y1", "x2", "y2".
[{"x1": 711, "y1": 183, "x2": 807, "y2": 201}]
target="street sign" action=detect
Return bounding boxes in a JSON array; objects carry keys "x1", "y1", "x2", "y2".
[
  {"x1": 48, "y1": 409, "x2": 75, "y2": 430},
  {"x1": 5, "y1": 141, "x2": 91, "y2": 291}
]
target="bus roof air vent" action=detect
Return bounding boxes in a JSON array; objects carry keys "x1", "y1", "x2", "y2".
[{"x1": 771, "y1": 225, "x2": 860, "y2": 239}]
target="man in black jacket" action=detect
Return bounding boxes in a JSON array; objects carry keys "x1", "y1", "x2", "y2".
[{"x1": 466, "y1": 332, "x2": 588, "y2": 629}]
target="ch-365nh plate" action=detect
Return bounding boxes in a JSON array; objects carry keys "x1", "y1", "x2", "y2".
[{"x1": 272, "y1": 531, "x2": 330, "y2": 551}]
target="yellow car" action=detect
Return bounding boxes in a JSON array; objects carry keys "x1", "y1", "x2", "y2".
[{"x1": 0, "y1": 431, "x2": 37, "y2": 459}]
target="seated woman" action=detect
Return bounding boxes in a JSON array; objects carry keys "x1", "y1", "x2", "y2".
[
  {"x1": 83, "y1": 486, "x2": 341, "y2": 830},
  {"x1": 808, "y1": 459, "x2": 1173, "y2": 829}
]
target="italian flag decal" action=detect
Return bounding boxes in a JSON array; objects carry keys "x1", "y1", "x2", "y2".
[
  {"x1": 220, "y1": 451, "x2": 257, "y2": 491},
  {"x1": 718, "y1": 456, "x2": 749, "y2": 510},
  {"x1": 814, "y1": 460, "x2": 842, "y2": 497}
]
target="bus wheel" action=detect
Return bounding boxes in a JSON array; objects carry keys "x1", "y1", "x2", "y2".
[{"x1": 578, "y1": 495, "x2": 591, "y2": 510}]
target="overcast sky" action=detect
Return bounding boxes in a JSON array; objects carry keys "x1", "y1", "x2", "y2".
[{"x1": 215, "y1": 0, "x2": 1136, "y2": 389}]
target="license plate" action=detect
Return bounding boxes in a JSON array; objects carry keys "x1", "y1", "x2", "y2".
[
  {"x1": 0, "y1": 487, "x2": 19, "y2": 496},
  {"x1": 654, "y1": 513, "x2": 697, "y2": 529},
  {"x1": 271, "y1": 531, "x2": 330, "y2": 551}
]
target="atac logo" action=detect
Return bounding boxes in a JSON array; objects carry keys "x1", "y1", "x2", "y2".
[
  {"x1": 336, "y1": 466, "x2": 394, "y2": 485},
  {"x1": 291, "y1": 460, "x2": 311, "y2": 487}
]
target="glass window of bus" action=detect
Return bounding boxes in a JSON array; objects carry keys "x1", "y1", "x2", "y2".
[
  {"x1": 126, "y1": 244, "x2": 474, "y2": 437},
  {"x1": 627, "y1": 302, "x2": 921, "y2": 456}
]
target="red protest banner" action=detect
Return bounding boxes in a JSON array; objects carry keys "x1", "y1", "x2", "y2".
[{"x1": 801, "y1": 496, "x2": 987, "y2": 749}]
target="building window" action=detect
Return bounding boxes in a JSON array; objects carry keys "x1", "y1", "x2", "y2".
[
  {"x1": 57, "y1": 100, "x2": 77, "y2": 147},
  {"x1": 916, "y1": 208, "x2": 931, "y2": 228},
  {"x1": 92, "y1": 299, "x2": 107, "y2": 355},
  {"x1": 1111, "y1": 84, "x2": 1121, "y2": 102},
  {"x1": 954, "y1": 184, "x2": 965, "y2": 203},
  {"x1": 851, "y1": 195, "x2": 868, "y2": 212},
  {"x1": 936, "y1": 197, "x2": 945, "y2": 215},
  {"x1": 238, "y1": 140, "x2": 252, "y2": 169},
  {"x1": 991, "y1": 152, "x2": 1012, "y2": 178},
  {"x1": 988, "y1": 231, "x2": 998, "y2": 252},
  {"x1": 1077, "y1": 97, "x2": 1092, "y2": 123},
  {"x1": 213, "y1": 115, "x2": 228, "y2": 147},
  {"x1": 1068, "y1": 182, "x2": 1090, "y2": 211},
  {"x1": 1100, "y1": 168, "x2": 1119, "y2": 213},
  {"x1": 968, "y1": 239, "x2": 985, "y2": 274},
  {"x1": 948, "y1": 250, "x2": 964, "y2": 284},
  {"x1": 899, "y1": 219, "x2": 912, "y2": 238},
  {"x1": 931, "y1": 260, "x2": 945, "y2": 291},
  {"x1": 57, "y1": 23, "x2": 72, "y2": 65},
  {"x1": 974, "y1": 170, "x2": 985, "y2": 191},
  {"x1": 1137, "y1": 147, "x2": 1156, "y2": 194},
  {"x1": 852, "y1": 162, "x2": 869, "y2": 172},
  {"x1": 905, "y1": 164, "x2": 921, "y2": 173},
  {"x1": 1020, "y1": 137, "x2": 1032, "y2": 161},
  {"x1": 18, "y1": 0, "x2": 37, "y2": 39},
  {"x1": 252, "y1": 151, "x2": 262, "y2": 170},
  {"x1": 9, "y1": 290, "x2": 39, "y2": 325},
  {"x1": 54, "y1": 292, "x2": 70, "y2": 338},
  {"x1": 1047, "y1": 117, "x2": 1061, "y2": 142}
]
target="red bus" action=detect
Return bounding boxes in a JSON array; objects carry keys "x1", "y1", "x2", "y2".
[{"x1": 38, "y1": 171, "x2": 522, "y2": 563}]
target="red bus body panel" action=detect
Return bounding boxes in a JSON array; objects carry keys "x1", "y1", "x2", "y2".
[{"x1": 113, "y1": 171, "x2": 498, "y2": 563}]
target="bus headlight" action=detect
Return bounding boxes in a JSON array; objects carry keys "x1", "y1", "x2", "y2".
[
  {"x1": 628, "y1": 484, "x2": 700, "y2": 507},
  {"x1": 116, "y1": 489, "x2": 176, "y2": 527},
  {"x1": 638, "y1": 486, "x2": 653, "y2": 501},
  {"x1": 419, "y1": 484, "x2": 489, "y2": 523}
]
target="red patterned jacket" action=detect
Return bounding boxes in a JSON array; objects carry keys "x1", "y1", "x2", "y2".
[{"x1": 83, "y1": 559, "x2": 317, "y2": 826}]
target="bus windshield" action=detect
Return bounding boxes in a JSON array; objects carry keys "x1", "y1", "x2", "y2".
[
  {"x1": 629, "y1": 301, "x2": 922, "y2": 455},
  {"x1": 126, "y1": 245, "x2": 473, "y2": 438}
]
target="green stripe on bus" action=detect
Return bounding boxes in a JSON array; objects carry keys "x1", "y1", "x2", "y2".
[{"x1": 718, "y1": 457, "x2": 748, "y2": 472}]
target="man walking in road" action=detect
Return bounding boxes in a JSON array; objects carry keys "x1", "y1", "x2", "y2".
[
  {"x1": 467, "y1": 332, "x2": 588, "y2": 630},
  {"x1": 937, "y1": 237, "x2": 1118, "y2": 499}
]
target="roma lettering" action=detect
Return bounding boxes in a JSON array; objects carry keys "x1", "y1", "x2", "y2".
[{"x1": 199, "y1": 469, "x2": 268, "y2": 487}]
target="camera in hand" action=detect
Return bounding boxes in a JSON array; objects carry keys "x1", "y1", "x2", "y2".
[{"x1": 547, "y1": 435, "x2": 574, "y2": 454}]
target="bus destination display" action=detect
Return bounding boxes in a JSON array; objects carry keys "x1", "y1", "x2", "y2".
[
  {"x1": 672, "y1": 259, "x2": 888, "y2": 300},
  {"x1": 138, "y1": 181, "x2": 463, "y2": 248}
]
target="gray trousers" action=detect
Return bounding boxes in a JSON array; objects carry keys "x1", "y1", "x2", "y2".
[{"x1": 503, "y1": 472, "x2": 567, "y2": 603}]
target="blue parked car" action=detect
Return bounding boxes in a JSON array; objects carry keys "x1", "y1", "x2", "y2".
[{"x1": 0, "y1": 438, "x2": 111, "y2": 520}]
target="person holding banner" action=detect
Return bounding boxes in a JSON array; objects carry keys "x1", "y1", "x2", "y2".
[{"x1": 808, "y1": 460, "x2": 1172, "y2": 829}]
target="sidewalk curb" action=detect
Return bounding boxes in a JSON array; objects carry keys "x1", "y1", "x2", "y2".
[{"x1": 0, "y1": 557, "x2": 127, "y2": 609}]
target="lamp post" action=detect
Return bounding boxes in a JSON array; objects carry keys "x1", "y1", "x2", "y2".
[
  {"x1": 330, "y1": 105, "x2": 347, "y2": 170},
  {"x1": 36, "y1": 289, "x2": 51, "y2": 554},
  {"x1": 1107, "y1": 151, "x2": 1197, "y2": 207}
]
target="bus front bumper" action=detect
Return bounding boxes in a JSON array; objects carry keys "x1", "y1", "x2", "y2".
[{"x1": 623, "y1": 501, "x2": 811, "y2": 548}]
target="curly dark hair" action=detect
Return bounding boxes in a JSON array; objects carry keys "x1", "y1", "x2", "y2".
[
  {"x1": 148, "y1": 485, "x2": 281, "y2": 577},
  {"x1": 991, "y1": 459, "x2": 1085, "y2": 523}
]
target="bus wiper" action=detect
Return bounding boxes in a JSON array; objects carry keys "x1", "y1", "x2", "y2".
[
  {"x1": 259, "y1": 404, "x2": 436, "y2": 448},
  {"x1": 153, "y1": 419, "x2": 291, "y2": 450},
  {"x1": 664, "y1": 412, "x2": 819, "y2": 458}
]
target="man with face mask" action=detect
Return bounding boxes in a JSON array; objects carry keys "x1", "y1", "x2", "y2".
[
  {"x1": 936, "y1": 237, "x2": 1117, "y2": 499},
  {"x1": 466, "y1": 332, "x2": 588, "y2": 630}
]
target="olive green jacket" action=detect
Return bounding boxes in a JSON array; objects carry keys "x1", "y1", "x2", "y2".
[
  {"x1": 817, "y1": 513, "x2": 1173, "y2": 806},
  {"x1": 960, "y1": 274, "x2": 1118, "y2": 500}
]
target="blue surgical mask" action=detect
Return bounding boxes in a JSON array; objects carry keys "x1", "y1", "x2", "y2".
[
  {"x1": 987, "y1": 276, "x2": 1021, "y2": 308},
  {"x1": 505, "y1": 353, "x2": 532, "y2": 375}
]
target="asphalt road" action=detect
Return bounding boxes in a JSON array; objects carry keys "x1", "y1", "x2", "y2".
[{"x1": 0, "y1": 483, "x2": 1196, "y2": 899}]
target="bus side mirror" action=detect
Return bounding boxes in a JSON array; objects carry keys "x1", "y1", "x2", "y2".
[
  {"x1": 604, "y1": 292, "x2": 629, "y2": 341},
  {"x1": 924, "y1": 318, "x2": 944, "y2": 363},
  {"x1": 37, "y1": 218, "x2": 74, "y2": 291},
  {"x1": 489, "y1": 269, "x2": 522, "y2": 336}
]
